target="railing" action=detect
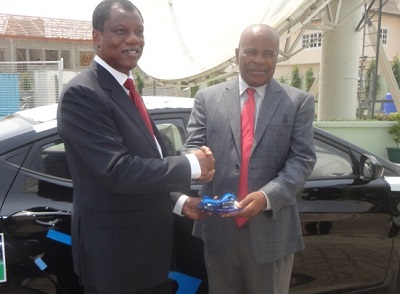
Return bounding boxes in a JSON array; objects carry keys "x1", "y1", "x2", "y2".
[{"x1": 0, "y1": 60, "x2": 63, "y2": 117}]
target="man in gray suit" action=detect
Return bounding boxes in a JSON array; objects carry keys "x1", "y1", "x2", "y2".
[{"x1": 183, "y1": 24, "x2": 316, "y2": 294}]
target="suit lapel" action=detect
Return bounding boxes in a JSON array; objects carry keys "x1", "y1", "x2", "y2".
[
  {"x1": 223, "y1": 78, "x2": 242, "y2": 155},
  {"x1": 92, "y1": 62, "x2": 160, "y2": 156},
  {"x1": 253, "y1": 79, "x2": 282, "y2": 149}
]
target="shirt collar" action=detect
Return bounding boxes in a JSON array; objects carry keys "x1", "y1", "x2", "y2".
[
  {"x1": 238, "y1": 76, "x2": 268, "y2": 98},
  {"x1": 94, "y1": 55, "x2": 134, "y2": 86}
]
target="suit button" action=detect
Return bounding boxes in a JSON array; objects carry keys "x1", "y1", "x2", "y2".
[{"x1": 235, "y1": 164, "x2": 240, "y2": 169}]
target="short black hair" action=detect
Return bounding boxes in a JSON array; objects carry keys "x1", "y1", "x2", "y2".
[{"x1": 92, "y1": 0, "x2": 143, "y2": 31}]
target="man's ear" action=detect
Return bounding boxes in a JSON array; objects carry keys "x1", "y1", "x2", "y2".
[
  {"x1": 235, "y1": 48, "x2": 239, "y2": 62},
  {"x1": 92, "y1": 29, "x2": 101, "y2": 48}
]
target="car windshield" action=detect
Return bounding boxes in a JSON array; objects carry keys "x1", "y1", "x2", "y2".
[
  {"x1": 0, "y1": 116, "x2": 33, "y2": 139},
  {"x1": 0, "y1": 104, "x2": 58, "y2": 140}
]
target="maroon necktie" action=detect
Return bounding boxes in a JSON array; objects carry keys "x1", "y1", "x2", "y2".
[
  {"x1": 236, "y1": 88, "x2": 256, "y2": 227},
  {"x1": 124, "y1": 78, "x2": 155, "y2": 138}
]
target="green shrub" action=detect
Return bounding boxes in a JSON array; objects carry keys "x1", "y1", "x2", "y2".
[
  {"x1": 305, "y1": 67, "x2": 315, "y2": 92},
  {"x1": 290, "y1": 65, "x2": 301, "y2": 89},
  {"x1": 387, "y1": 112, "x2": 400, "y2": 147}
]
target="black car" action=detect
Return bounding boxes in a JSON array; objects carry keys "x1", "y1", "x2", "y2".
[{"x1": 1, "y1": 97, "x2": 400, "y2": 294}]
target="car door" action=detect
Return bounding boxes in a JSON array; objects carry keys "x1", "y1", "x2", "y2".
[
  {"x1": 0, "y1": 134, "x2": 81, "y2": 294},
  {"x1": 151, "y1": 111, "x2": 209, "y2": 293},
  {"x1": 290, "y1": 134, "x2": 394, "y2": 293}
]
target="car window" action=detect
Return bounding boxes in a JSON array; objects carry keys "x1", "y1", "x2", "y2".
[
  {"x1": 29, "y1": 140, "x2": 71, "y2": 180},
  {"x1": 41, "y1": 142, "x2": 71, "y2": 179},
  {"x1": 154, "y1": 119, "x2": 186, "y2": 156},
  {"x1": 25, "y1": 127, "x2": 354, "y2": 182},
  {"x1": 0, "y1": 138, "x2": 74, "y2": 208},
  {"x1": 25, "y1": 118, "x2": 186, "y2": 180},
  {"x1": 310, "y1": 138, "x2": 354, "y2": 179}
]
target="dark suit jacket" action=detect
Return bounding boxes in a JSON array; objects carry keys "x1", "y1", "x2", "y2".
[
  {"x1": 184, "y1": 77, "x2": 316, "y2": 263},
  {"x1": 57, "y1": 61, "x2": 191, "y2": 292}
]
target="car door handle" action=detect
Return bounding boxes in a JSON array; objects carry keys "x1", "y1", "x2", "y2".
[
  {"x1": 35, "y1": 218, "x2": 61, "y2": 226},
  {"x1": 12, "y1": 207, "x2": 71, "y2": 226}
]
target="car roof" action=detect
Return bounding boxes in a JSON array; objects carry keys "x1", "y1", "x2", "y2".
[
  {"x1": 7, "y1": 96, "x2": 194, "y2": 125},
  {"x1": 144, "y1": 96, "x2": 194, "y2": 110},
  {"x1": 0, "y1": 96, "x2": 195, "y2": 152}
]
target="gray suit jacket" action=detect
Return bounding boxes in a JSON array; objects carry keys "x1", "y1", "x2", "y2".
[{"x1": 184, "y1": 77, "x2": 316, "y2": 263}]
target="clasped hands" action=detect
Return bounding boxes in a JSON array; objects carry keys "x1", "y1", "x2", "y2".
[
  {"x1": 191, "y1": 146, "x2": 215, "y2": 183},
  {"x1": 181, "y1": 146, "x2": 215, "y2": 220}
]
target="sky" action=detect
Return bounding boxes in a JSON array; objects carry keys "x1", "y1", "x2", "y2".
[
  {"x1": 1, "y1": 0, "x2": 100, "y2": 21},
  {"x1": 1, "y1": 0, "x2": 300, "y2": 80}
]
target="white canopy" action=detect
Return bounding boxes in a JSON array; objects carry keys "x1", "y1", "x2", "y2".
[{"x1": 135, "y1": 0, "x2": 308, "y2": 82}]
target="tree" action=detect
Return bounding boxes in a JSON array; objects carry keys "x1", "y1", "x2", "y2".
[
  {"x1": 290, "y1": 65, "x2": 301, "y2": 89},
  {"x1": 365, "y1": 59, "x2": 378, "y2": 96},
  {"x1": 279, "y1": 75, "x2": 286, "y2": 84},
  {"x1": 133, "y1": 69, "x2": 144, "y2": 94},
  {"x1": 207, "y1": 78, "x2": 226, "y2": 87},
  {"x1": 20, "y1": 72, "x2": 32, "y2": 91},
  {"x1": 181, "y1": 81, "x2": 199, "y2": 98},
  {"x1": 305, "y1": 67, "x2": 315, "y2": 92},
  {"x1": 190, "y1": 86, "x2": 199, "y2": 98},
  {"x1": 392, "y1": 55, "x2": 400, "y2": 87}
]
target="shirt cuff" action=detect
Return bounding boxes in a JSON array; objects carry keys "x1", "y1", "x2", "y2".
[
  {"x1": 185, "y1": 153, "x2": 201, "y2": 179},
  {"x1": 259, "y1": 190, "x2": 271, "y2": 210},
  {"x1": 173, "y1": 195, "x2": 189, "y2": 216}
]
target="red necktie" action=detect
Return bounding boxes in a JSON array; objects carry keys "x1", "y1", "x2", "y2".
[
  {"x1": 124, "y1": 78, "x2": 155, "y2": 138},
  {"x1": 236, "y1": 88, "x2": 256, "y2": 227}
]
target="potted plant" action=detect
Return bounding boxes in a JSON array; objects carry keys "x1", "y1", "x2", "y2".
[{"x1": 387, "y1": 112, "x2": 400, "y2": 163}]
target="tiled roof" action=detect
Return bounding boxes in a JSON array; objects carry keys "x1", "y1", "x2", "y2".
[
  {"x1": 0, "y1": 13, "x2": 92, "y2": 40},
  {"x1": 371, "y1": 0, "x2": 400, "y2": 15}
]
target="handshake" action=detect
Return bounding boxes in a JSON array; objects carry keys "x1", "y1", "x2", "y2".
[{"x1": 191, "y1": 146, "x2": 215, "y2": 183}]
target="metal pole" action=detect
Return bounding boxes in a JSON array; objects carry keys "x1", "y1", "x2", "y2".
[
  {"x1": 58, "y1": 58, "x2": 64, "y2": 100},
  {"x1": 370, "y1": 0, "x2": 382, "y2": 118},
  {"x1": 358, "y1": 3, "x2": 367, "y2": 119}
]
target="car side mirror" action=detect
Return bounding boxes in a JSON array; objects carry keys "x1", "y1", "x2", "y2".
[{"x1": 359, "y1": 154, "x2": 384, "y2": 182}]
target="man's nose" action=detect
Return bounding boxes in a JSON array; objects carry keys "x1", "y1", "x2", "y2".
[
  {"x1": 253, "y1": 53, "x2": 267, "y2": 63},
  {"x1": 126, "y1": 32, "x2": 140, "y2": 44}
]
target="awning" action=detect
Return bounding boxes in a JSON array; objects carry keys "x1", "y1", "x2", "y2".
[{"x1": 135, "y1": 0, "x2": 307, "y2": 83}]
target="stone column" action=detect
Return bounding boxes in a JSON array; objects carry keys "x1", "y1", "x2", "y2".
[{"x1": 318, "y1": 0, "x2": 363, "y2": 120}]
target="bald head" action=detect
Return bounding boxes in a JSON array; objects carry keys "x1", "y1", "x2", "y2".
[
  {"x1": 239, "y1": 24, "x2": 279, "y2": 48},
  {"x1": 235, "y1": 24, "x2": 279, "y2": 87}
]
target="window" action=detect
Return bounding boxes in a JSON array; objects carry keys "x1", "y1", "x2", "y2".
[
  {"x1": 302, "y1": 33, "x2": 322, "y2": 48},
  {"x1": 10, "y1": 138, "x2": 73, "y2": 202},
  {"x1": 310, "y1": 139, "x2": 354, "y2": 179},
  {"x1": 61, "y1": 50, "x2": 72, "y2": 69},
  {"x1": 16, "y1": 48, "x2": 27, "y2": 61},
  {"x1": 26, "y1": 118, "x2": 187, "y2": 180},
  {"x1": 380, "y1": 28, "x2": 387, "y2": 44},
  {"x1": 154, "y1": 118, "x2": 186, "y2": 156},
  {"x1": 30, "y1": 140, "x2": 71, "y2": 180},
  {"x1": 45, "y1": 50, "x2": 58, "y2": 61},
  {"x1": 80, "y1": 52, "x2": 94, "y2": 66},
  {"x1": 23, "y1": 118, "x2": 185, "y2": 181},
  {"x1": 40, "y1": 142, "x2": 71, "y2": 179}
]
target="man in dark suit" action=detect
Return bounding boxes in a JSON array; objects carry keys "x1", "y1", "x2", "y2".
[
  {"x1": 183, "y1": 24, "x2": 316, "y2": 293},
  {"x1": 57, "y1": 1, "x2": 215, "y2": 293}
]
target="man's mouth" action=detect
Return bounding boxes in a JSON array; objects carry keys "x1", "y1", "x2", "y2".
[
  {"x1": 250, "y1": 69, "x2": 266, "y2": 74},
  {"x1": 124, "y1": 49, "x2": 139, "y2": 54}
]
